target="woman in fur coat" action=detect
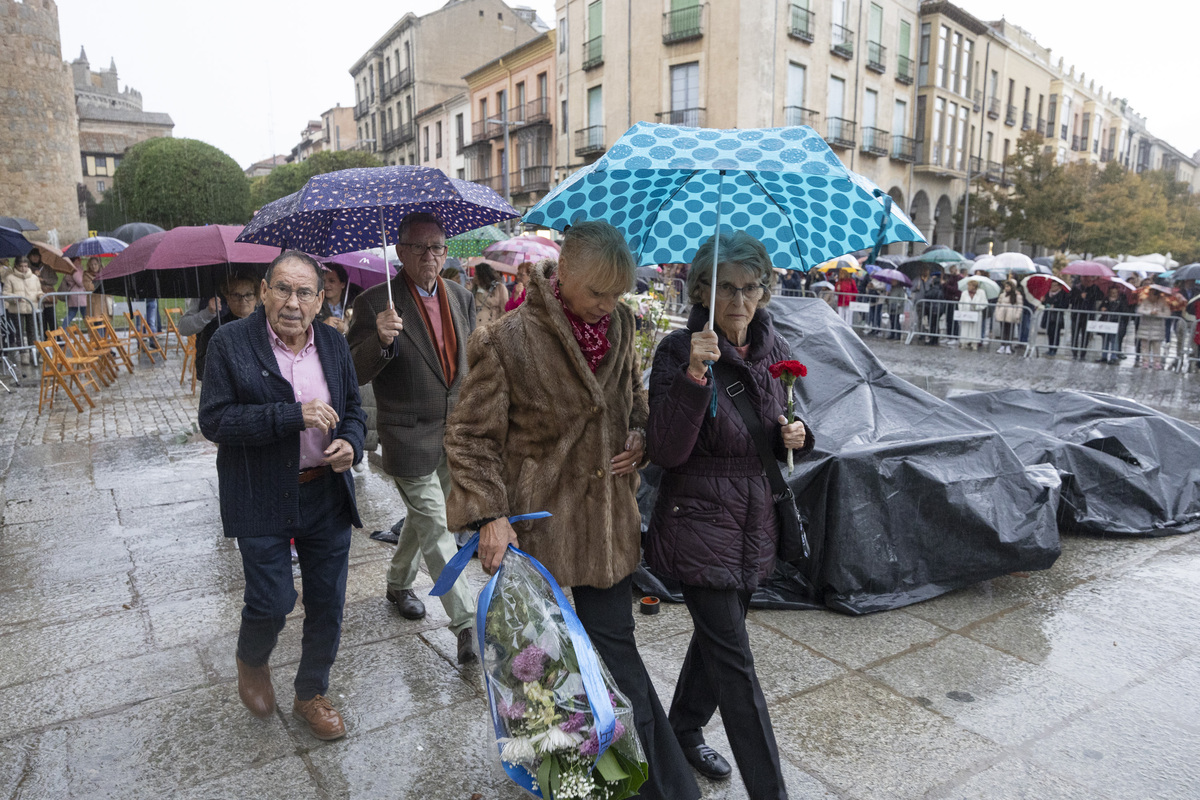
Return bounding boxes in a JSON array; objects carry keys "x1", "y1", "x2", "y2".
[{"x1": 445, "y1": 220, "x2": 700, "y2": 800}]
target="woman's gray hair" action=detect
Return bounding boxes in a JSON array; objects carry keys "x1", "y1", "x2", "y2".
[
  {"x1": 686, "y1": 230, "x2": 776, "y2": 307},
  {"x1": 558, "y1": 220, "x2": 635, "y2": 294}
]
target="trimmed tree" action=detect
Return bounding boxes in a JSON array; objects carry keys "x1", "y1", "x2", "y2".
[{"x1": 96, "y1": 138, "x2": 251, "y2": 229}]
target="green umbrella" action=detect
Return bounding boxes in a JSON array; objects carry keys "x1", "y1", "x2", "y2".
[{"x1": 447, "y1": 224, "x2": 506, "y2": 258}]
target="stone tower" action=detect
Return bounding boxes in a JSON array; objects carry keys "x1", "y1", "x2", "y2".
[{"x1": 0, "y1": 0, "x2": 87, "y2": 244}]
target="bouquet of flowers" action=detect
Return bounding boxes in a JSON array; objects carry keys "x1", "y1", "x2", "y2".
[{"x1": 622, "y1": 289, "x2": 668, "y2": 366}]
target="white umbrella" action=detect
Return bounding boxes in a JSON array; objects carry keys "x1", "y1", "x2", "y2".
[
  {"x1": 959, "y1": 275, "x2": 1001, "y2": 299},
  {"x1": 992, "y1": 252, "x2": 1036, "y2": 274}
]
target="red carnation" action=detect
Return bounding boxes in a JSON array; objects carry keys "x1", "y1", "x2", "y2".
[{"x1": 769, "y1": 360, "x2": 806, "y2": 380}]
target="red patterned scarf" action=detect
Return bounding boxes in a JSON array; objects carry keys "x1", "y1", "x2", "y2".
[{"x1": 554, "y1": 280, "x2": 610, "y2": 373}]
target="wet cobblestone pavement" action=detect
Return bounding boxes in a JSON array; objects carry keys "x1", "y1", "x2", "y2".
[{"x1": 1, "y1": 347, "x2": 1197, "y2": 799}]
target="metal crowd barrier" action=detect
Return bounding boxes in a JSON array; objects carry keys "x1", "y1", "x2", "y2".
[
  {"x1": 1025, "y1": 307, "x2": 1195, "y2": 370},
  {"x1": 41, "y1": 290, "x2": 104, "y2": 331},
  {"x1": 0, "y1": 294, "x2": 42, "y2": 375}
]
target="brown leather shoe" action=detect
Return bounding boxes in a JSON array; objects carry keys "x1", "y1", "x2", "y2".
[
  {"x1": 293, "y1": 695, "x2": 347, "y2": 741},
  {"x1": 385, "y1": 587, "x2": 426, "y2": 620},
  {"x1": 236, "y1": 656, "x2": 275, "y2": 718},
  {"x1": 457, "y1": 627, "x2": 477, "y2": 664}
]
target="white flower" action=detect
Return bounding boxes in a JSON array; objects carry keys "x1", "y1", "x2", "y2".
[
  {"x1": 533, "y1": 724, "x2": 584, "y2": 753},
  {"x1": 498, "y1": 735, "x2": 537, "y2": 764}
]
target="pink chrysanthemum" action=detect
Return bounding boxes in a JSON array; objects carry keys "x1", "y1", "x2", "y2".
[
  {"x1": 561, "y1": 712, "x2": 587, "y2": 733},
  {"x1": 498, "y1": 698, "x2": 526, "y2": 720},
  {"x1": 511, "y1": 645, "x2": 548, "y2": 682}
]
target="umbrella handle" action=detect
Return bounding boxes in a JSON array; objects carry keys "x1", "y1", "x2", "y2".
[{"x1": 866, "y1": 194, "x2": 893, "y2": 266}]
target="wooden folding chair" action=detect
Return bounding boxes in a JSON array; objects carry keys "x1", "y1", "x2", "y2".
[
  {"x1": 163, "y1": 307, "x2": 186, "y2": 354},
  {"x1": 62, "y1": 324, "x2": 116, "y2": 386},
  {"x1": 180, "y1": 334, "x2": 197, "y2": 394},
  {"x1": 123, "y1": 311, "x2": 165, "y2": 364},
  {"x1": 35, "y1": 338, "x2": 95, "y2": 414},
  {"x1": 87, "y1": 316, "x2": 135, "y2": 374}
]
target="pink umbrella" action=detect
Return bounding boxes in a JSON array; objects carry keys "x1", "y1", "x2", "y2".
[
  {"x1": 482, "y1": 235, "x2": 560, "y2": 267},
  {"x1": 1062, "y1": 260, "x2": 1115, "y2": 278},
  {"x1": 95, "y1": 225, "x2": 281, "y2": 299},
  {"x1": 1021, "y1": 273, "x2": 1070, "y2": 301}
]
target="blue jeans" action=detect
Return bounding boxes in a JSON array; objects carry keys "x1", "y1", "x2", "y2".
[
  {"x1": 1102, "y1": 333, "x2": 1118, "y2": 361},
  {"x1": 144, "y1": 299, "x2": 160, "y2": 332},
  {"x1": 236, "y1": 471, "x2": 352, "y2": 700},
  {"x1": 65, "y1": 307, "x2": 84, "y2": 325}
]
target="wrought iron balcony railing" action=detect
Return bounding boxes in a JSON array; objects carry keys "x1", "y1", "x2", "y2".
[
  {"x1": 987, "y1": 97, "x2": 1000, "y2": 119},
  {"x1": 831, "y1": 23, "x2": 854, "y2": 58},
  {"x1": 663, "y1": 4, "x2": 704, "y2": 43},
  {"x1": 788, "y1": 5, "x2": 814, "y2": 42},
  {"x1": 866, "y1": 41, "x2": 886, "y2": 73},
  {"x1": 656, "y1": 108, "x2": 706, "y2": 127},
  {"x1": 575, "y1": 126, "x2": 606, "y2": 157},
  {"x1": 825, "y1": 117, "x2": 856, "y2": 148},
  {"x1": 784, "y1": 106, "x2": 819, "y2": 128},
  {"x1": 896, "y1": 54, "x2": 914, "y2": 84},
  {"x1": 860, "y1": 126, "x2": 888, "y2": 155},
  {"x1": 583, "y1": 36, "x2": 603, "y2": 70},
  {"x1": 890, "y1": 134, "x2": 917, "y2": 162},
  {"x1": 1005, "y1": 104, "x2": 1017, "y2": 126}
]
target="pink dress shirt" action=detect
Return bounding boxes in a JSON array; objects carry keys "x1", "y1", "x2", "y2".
[{"x1": 267, "y1": 317, "x2": 333, "y2": 469}]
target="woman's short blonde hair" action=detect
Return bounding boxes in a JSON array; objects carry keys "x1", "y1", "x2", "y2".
[
  {"x1": 686, "y1": 230, "x2": 776, "y2": 308},
  {"x1": 558, "y1": 220, "x2": 636, "y2": 294}
]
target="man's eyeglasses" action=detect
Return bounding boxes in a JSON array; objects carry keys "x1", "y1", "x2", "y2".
[
  {"x1": 268, "y1": 283, "x2": 320, "y2": 304},
  {"x1": 703, "y1": 282, "x2": 767, "y2": 302},
  {"x1": 399, "y1": 242, "x2": 448, "y2": 257}
]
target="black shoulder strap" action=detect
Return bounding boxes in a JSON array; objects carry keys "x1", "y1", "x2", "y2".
[{"x1": 711, "y1": 360, "x2": 789, "y2": 499}]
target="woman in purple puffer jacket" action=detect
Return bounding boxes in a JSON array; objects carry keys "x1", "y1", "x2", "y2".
[{"x1": 646, "y1": 230, "x2": 814, "y2": 800}]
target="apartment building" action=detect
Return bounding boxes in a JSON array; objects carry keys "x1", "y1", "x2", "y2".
[
  {"x1": 463, "y1": 30, "x2": 557, "y2": 213},
  {"x1": 555, "y1": 0, "x2": 921, "y2": 248},
  {"x1": 415, "y1": 92, "x2": 471, "y2": 181},
  {"x1": 349, "y1": 0, "x2": 543, "y2": 167},
  {"x1": 289, "y1": 105, "x2": 357, "y2": 163}
]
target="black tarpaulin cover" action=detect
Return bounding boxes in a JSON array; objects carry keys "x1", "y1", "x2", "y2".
[{"x1": 944, "y1": 389, "x2": 1200, "y2": 536}]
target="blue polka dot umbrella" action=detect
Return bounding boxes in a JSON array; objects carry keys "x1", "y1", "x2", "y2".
[
  {"x1": 237, "y1": 166, "x2": 519, "y2": 307},
  {"x1": 524, "y1": 122, "x2": 925, "y2": 330}
]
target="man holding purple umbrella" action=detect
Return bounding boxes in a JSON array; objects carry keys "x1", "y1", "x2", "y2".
[{"x1": 346, "y1": 211, "x2": 479, "y2": 664}]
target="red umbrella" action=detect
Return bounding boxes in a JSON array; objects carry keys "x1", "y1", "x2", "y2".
[
  {"x1": 1021, "y1": 273, "x2": 1070, "y2": 301},
  {"x1": 1097, "y1": 276, "x2": 1138, "y2": 295},
  {"x1": 95, "y1": 225, "x2": 281, "y2": 298},
  {"x1": 1062, "y1": 260, "x2": 1115, "y2": 278}
]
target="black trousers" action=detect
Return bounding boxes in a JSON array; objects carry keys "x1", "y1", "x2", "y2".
[
  {"x1": 236, "y1": 471, "x2": 352, "y2": 699},
  {"x1": 573, "y1": 576, "x2": 700, "y2": 800},
  {"x1": 670, "y1": 585, "x2": 788, "y2": 800}
]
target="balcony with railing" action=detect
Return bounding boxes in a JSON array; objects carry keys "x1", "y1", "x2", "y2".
[
  {"x1": 511, "y1": 165, "x2": 552, "y2": 195},
  {"x1": 784, "y1": 106, "x2": 818, "y2": 128},
  {"x1": 1037, "y1": 117, "x2": 1046, "y2": 135},
  {"x1": 1071, "y1": 135, "x2": 1082, "y2": 151},
  {"x1": 969, "y1": 155, "x2": 982, "y2": 174},
  {"x1": 866, "y1": 41, "x2": 886, "y2": 73},
  {"x1": 788, "y1": 5, "x2": 814, "y2": 42},
  {"x1": 860, "y1": 126, "x2": 888, "y2": 156},
  {"x1": 516, "y1": 97, "x2": 551, "y2": 128},
  {"x1": 986, "y1": 160, "x2": 1003, "y2": 182},
  {"x1": 663, "y1": 4, "x2": 704, "y2": 44},
  {"x1": 381, "y1": 123, "x2": 415, "y2": 152},
  {"x1": 1100, "y1": 147, "x2": 1112, "y2": 162},
  {"x1": 575, "y1": 126, "x2": 606, "y2": 157},
  {"x1": 354, "y1": 100, "x2": 369, "y2": 119},
  {"x1": 583, "y1": 36, "x2": 603, "y2": 70},
  {"x1": 831, "y1": 23, "x2": 853, "y2": 58},
  {"x1": 987, "y1": 97, "x2": 1000, "y2": 119},
  {"x1": 1005, "y1": 105, "x2": 1017, "y2": 126},
  {"x1": 1092, "y1": 139, "x2": 1100, "y2": 154},
  {"x1": 890, "y1": 134, "x2": 917, "y2": 162},
  {"x1": 656, "y1": 107, "x2": 706, "y2": 127},
  {"x1": 471, "y1": 118, "x2": 505, "y2": 143},
  {"x1": 972, "y1": 90, "x2": 982, "y2": 113},
  {"x1": 381, "y1": 68, "x2": 412, "y2": 101},
  {"x1": 896, "y1": 54, "x2": 914, "y2": 84},
  {"x1": 825, "y1": 117, "x2": 856, "y2": 149},
  {"x1": 1022, "y1": 111, "x2": 1032, "y2": 131},
  {"x1": 473, "y1": 174, "x2": 505, "y2": 195}
]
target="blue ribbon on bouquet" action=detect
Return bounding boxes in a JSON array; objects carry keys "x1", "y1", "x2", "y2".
[{"x1": 431, "y1": 512, "x2": 618, "y2": 789}]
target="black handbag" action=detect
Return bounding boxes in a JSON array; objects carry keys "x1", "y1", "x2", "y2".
[{"x1": 711, "y1": 362, "x2": 810, "y2": 563}]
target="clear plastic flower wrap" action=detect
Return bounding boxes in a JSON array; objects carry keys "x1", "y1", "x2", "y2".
[{"x1": 433, "y1": 517, "x2": 648, "y2": 799}]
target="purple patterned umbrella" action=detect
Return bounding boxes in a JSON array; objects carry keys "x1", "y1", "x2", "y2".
[
  {"x1": 63, "y1": 236, "x2": 128, "y2": 258},
  {"x1": 318, "y1": 250, "x2": 395, "y2": 290},
  {"x1": 237, "y1": 166, "x2": 518, "y2": 306},
  {"x1": 482, "y1": 235, "x2": 561, "y2": 267},
  {"x1": 871, "y1": 268, "x2": 912, "y2": 286}
]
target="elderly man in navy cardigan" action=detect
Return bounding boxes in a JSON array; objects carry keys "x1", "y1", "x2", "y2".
[{"x1": 199, "y1": 250, "x2": 366, "y2": 741}]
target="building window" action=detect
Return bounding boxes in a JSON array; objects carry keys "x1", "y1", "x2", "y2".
[
  {"x1": 955, "y1": 104, "x2": 968, "y2": 170},
  {"x1": 436, "y1": 121, "x2": 443, "y2": 158},
  {"x1": 538, "y1": 72, "x2": 548, "y2": 98},
  {"x1": 937, "y1": 25, "x2": 950, "y2": 89},
  {"x1": 455, "y1": 113, "x2": 464, "y2": 152},
  {"x1": 562, "y1": 99, "x2": 569, "y2": 133},
  {"x1": 423, "y1": 126, "x2": 430, "y2": 161},
  {"x1": 96, "y1": 156, "x2": 107, "y2": 175},
  {"x1": 81, "y1": 154, "x2": 89, "y2": 175},
  {"x1": 559, "y1": 17, "x2": 567, "y2": 53},
  {"x1": 497, "y1": 90, "x2": 507, "y2": 121},
  {"x1": 918, "y1": 23, "x2": 930, "y2": 86},
  {"x1": 960, "y1": 38, "x2": 972, "y2": 96},
  {"x1": 96, "y1": 180, "x2": 105, "y2": 193},
  {"x1": 587, "y1": 85, "x2": 603, "y2": 126},
  {"x1": 457, "y1": 168, "x2": 465, "y2": 179},
  {"x1": 893, "y1": 98, "x2": 908, "y2": 136},
  {"x1": 932, "y1": 97, "x2": 945, "y2": 165},
  {"x1": 786, "y1": 62, "x2": 807, "y2": 125},
  {"x1": 670, "y1": 62, "x2": 700, "y2": 123}
]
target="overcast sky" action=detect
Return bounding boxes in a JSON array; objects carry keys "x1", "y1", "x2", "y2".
[{"x1": 56, "y1": 0, "x2": 1199, "y2": 170}]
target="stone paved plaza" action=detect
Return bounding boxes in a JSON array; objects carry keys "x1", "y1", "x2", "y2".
[{"x1": 1, "y1": 345, "x2": 1198, "y2": 799}]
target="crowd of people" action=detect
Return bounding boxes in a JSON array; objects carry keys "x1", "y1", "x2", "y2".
[{"x1": 196, "y1": 214, "x2": 812, "y2": 800}]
